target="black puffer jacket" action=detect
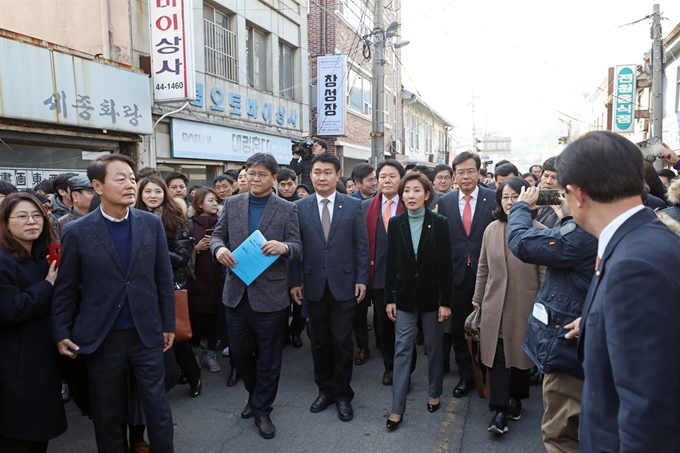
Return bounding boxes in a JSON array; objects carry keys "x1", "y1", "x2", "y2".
[
  {"x1": 507, "y1": 201, "x2": 598, "y2": 379},
  {"x1": 167, "y1": 226, "x2": 192, "y2": 288}
]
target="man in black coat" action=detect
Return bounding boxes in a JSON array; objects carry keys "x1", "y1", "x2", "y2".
[{"x1": 436, "y1": 151, "x2": 496, "y2": 397}]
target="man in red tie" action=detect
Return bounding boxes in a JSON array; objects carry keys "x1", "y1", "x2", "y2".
[
  {"x1": 362, "y1": 160, "x2": 407, "y2": 385},
  {"x1": 436, "y1": 152, "x2": 496, "y2": 397}
]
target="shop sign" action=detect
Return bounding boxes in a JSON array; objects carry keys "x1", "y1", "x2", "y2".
[
  {"x1": 613, "y1": 65, "x2": 636, "y2": 133},
  {"x1": 189, "y1": 83, "x2": 299, "y2": 130},
  {"x1": 170, "y1": 118, "x2": 292, "y2": 164},
  {"x1": 316, "y1": 55, "x2": 347, "y2": 136},
  {"x1": 0, "y1": 36, "x2": 152, "y2": 134},
  {"x1": 0, "y1": 168, "x2": 87, "y2": 190},
  {"x1": 149, "y1": 0, "x2": 196, "y2": 102}
]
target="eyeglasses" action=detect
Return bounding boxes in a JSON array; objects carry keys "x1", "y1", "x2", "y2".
[
  {"x1": 435, "y1": 175, "x2": 452, "y2": 181},
  {"x1": 501, "y1": 195, "x2": 520, "y2": 204},
  {"x1": 9, "y1": 213, "x2": 44, "y2": 223},
  {"x1": 363, "y1": 177, "x2": 377, "y2": 184},
  {"x1": 246, "y1": 171, "x2": 271, "y2": 179},
  {"x1": 455, "y1": 169, "x2": 478, "y2": 177}
]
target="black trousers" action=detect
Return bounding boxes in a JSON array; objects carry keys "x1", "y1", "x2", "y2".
[
  {"x1": 353, "y1": 292, "x2": 371, "y2": 349},
  {"x1": 285, "y1": 296, "x2": 307, "y2": 337},
  {"x1": 489, "y1": 339, "x2": 531, "y2": 411},
  {"x1": 227, "y1": 292, "x2": 286, "y2": 418},
  {"x1": 447, "y1": 266, "x2": 476, "y2": 382},
  {"x1": 0, "y1": 438, "x2": 48, "y2": 453},
  {"x1": 372, "y1": 288, "x2": 395, "y2": 371},
  {"x1": 307, "y1": 284, "x2": 356, "y2": 401},
  {"x1": 172, "y1": 340, "x2": 201, "y2": 387},
  {"x1": 87, "y1": 330, "x2": 174, "y2": 453},
  {"x1": 189, "y1": 312, "x2": 219, "y2": 350}
]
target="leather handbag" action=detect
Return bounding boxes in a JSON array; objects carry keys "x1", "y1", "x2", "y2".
[
  {"x1": 465, "y1": 307, "x2": 490, "y2": 399},
  {"x1": 174, "y1": 289, "x2": 192, "y2": 342}
]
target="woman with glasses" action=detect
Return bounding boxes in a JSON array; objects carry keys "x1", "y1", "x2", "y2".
[
  {"x1": 0, "y1": 193, "x2": 66, "y2": 451},
  {"x1": 472, "y1": 177, "x2": 545, "y2": 436}
]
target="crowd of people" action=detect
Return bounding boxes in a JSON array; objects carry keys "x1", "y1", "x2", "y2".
[{"x1": 1, "y1": 131, "x2": 680, "y2": 452}]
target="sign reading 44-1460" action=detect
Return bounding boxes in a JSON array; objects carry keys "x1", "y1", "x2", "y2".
[{"x1": 613, "y1": 65, "x2": 636, "y2": 133}]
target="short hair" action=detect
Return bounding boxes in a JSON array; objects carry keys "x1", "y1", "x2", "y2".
[
  {"x1": 494, "y1": 177, "x2": 532, "y2": 222},
  {"x1": 192, "y1": 187, "x2": 220, "y2": 214},
  {"x1": 336, "y1": 180, "x2": 347, "y2": 194},
  {"x1": 397, "y1": 172, "x2": 435, "y2": 207},
  {"x1": 0, "y1": 192, "x2": 54, "y2": 262},
  {"x1": 214, "y1": 174, "x2": 233, "y2": 185},
  {"x1": 296, "y1": 184, "x2": 310, "y2": 194},
  {"x1": 495, "y1": 163, "x2": 519, "y2": 180},
  {"x1": 88, "y1": 154, "x2": 136, "y2": 184},
  {"x1": 495, "y1": 159, "x2": 512, "y2": 167},
  {"x1": 452, "y1": 151, "x2": 481, "y2": 171},
  {"x1": 164, "y1": 171, "x2": 189, "y2": 187},
  {"x1": 137, "y1": 167, "x2": 161, "y2": 179},
  {"x1": 487, "y1": 172, "x2": 494, "y2": 179},
  {"x1": 224, "y1": 169, "x2": 240, "y2": 180},
  {"x1": 542, "y1": 157, "x2": 557, "y2": 173},
  {"x1": 188, "y1": 184, "x2": 203, "y2": 193},
  {"x1": 658, "y1": 168, "x2": 677, "y2": 181},
  {"x1": 529, "y1": 164, "x2": 543, "y2": 173},
  {"x1": 434, "y1": 164, "x2": 453, "y2": 177},
  {"x1": 311, "y1": 152, "x2": 341, "y2": 172},
  {"x1": 245, "y1": 152, "x2": 280, "y2": 176},
  {"x1": 556, "y1": 131, "x2": 644, "y2": 203},
  {"x1": 351, "y1": 163, "x2": 374, "y2": 182},
  {"x1": 376, "y1": 159, "x2": 406, "y2": 179},
  {"x1": 33, "y1": 179, "x2": 55, "y2": 194},
  {"x1": 314, "y1": 138, "x2": 328, "y2": 150},
  {"x1": 277, "y1": 169, "x2": 297, "y2": 183},
  {"x1": 53, "y1": 172, "x2": 78, "y2": 196},
  {"x1": 404, "y1": 163, "x2": 417, "y2": 172},
  {"x1": 0, "y1": 181, "x2": 18, "y2": 196},
  {"x1": 414, "y1": 165, "x2": 435, "y2": 182},
  {"x1": 522, "y1": 173, "x2": 538, "y2": 184},
  {"x1": 479, "y1": 168, "x2": 488, "y2": 177}
]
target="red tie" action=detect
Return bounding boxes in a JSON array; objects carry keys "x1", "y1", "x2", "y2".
[
  {"x1": 463, "y1": 195, "x2": 472, "y2": 264},
  {"x1": 383, "y1": 199, "x2": 393, "y2": 232}
]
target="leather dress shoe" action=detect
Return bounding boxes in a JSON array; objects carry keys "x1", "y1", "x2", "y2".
[
  {"x1": 427, "y1": 400, "x2": 440, "y2": 413},
  {"x1": 452, "y1": 379, "x2": 474, "y2": 398},
  {"x1": 291, "y1": 335, "x2": 303, "y2": 348},
  {"x1": 189, "y1": 380, "x2": 202, "y2": 398},
  {"x1": 241, "y1": 403, "x2": 253, "y2": 419},
  {"x1": 382, "y1": 370, "x2": 393, "y2": 386},
  {"x1": 354, "y1": 347, "x2": 370, "y2": 365},
  {"x1": 310, "y1": 394, "x2": 333, "y2": 413},
  {"x1": 254, "y1": 416, "x2": 276, "y2": 439},
  {"x1": 226, "y1": 368, "x2": 240, "y2": 387},
  {"x1": 386, "y1": 414, "x2": 403, "y2": 431},
  {"x1": 336, "y1": 400, "x2": 353, "y2": 421}
]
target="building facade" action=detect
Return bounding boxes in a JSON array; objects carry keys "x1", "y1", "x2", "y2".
[{"x1": 401, "y1": 89, "x2": 453, "y2": 167}]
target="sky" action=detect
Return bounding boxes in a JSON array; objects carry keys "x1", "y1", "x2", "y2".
[{"x1": 399, "y1": 0, "x2": 680, "y2": 168}]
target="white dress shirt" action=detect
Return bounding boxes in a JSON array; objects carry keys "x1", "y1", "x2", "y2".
[
  {"x1": 315, "y1": 191, "x2": 337, "y2": 223},
  {"x1": 458, "y1": 186, "x2": 480, "y2": 219},
  {"x1": 597, "y1": 204, "x2": 645, "y2": 258}
]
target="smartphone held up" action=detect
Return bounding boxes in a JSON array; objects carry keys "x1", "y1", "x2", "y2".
[{"x1": 536, "y1": 189, "x2": 562, "y2": 206}]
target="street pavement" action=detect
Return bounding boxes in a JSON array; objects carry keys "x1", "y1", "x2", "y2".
[{"x1": 49, "y1": 310, "x2": 546, "y2": 452}]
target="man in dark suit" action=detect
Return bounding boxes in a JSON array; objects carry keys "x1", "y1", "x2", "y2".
[
  {"x1": 290, "y1": 152, "x2": 370, "y2": 422},
  {"x1": 559, "y1": 131, "x2": 680, "y2": 452},
  {"x1": 52, "y1": 154, "x2": 176, "y2": 453},
  {"x1": 437, "y1": 151, "x2": 496, "y2": 397},
  {"x1": 210, "y1": 153, "x2": 301, "y2": 439}
]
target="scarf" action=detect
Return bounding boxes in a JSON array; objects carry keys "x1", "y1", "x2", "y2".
[{"x1": 365, "y1": 192, "x2": 405, "y2": 281}]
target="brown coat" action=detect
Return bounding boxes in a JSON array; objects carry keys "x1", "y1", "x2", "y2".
[{"x1": 473, "y1": 220, "x2": 546, "y2": 369}]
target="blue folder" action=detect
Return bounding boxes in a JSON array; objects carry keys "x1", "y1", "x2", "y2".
[{"x1": 231, "y1": 230, "x2": 279, "y2": 286}]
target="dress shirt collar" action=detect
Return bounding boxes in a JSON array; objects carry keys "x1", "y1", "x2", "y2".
[
  {"x1": 383, "y1": 194, "x2": 400, "y2": 206},
  {"x1": 100, "y1": 205, "x2": 130, "y2": 222},
  {"x1": 458, "y1": 186, "x2": 479, "y2": 202},
  {"x1": 597, "y1": 204, "x2": 645, "y2": 258},
  {"x1": 315, "y1": 191, "x2": 337, "y2": 205}
]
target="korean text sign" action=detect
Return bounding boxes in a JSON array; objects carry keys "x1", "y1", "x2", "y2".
[
  {"x1": 316, "y1": 55, "x2": 347, "y2": 136},
  {"x1": 613, "y1": 65, "x2": 636, "y2": 133},
  {"x1": 149, "y1": 0, "x2": 196, "y2": 102}
]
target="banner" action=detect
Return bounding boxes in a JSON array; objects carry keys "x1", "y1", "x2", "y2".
[
  {"x1": 613, "y1": 65, "x2": 636, "y2": 133},
  {"x1": 316, "y1": 55, "x2": 347, "y2": 136},
  {"x1": 149, "y1": 0, "x2": 196, "y2": 102}
]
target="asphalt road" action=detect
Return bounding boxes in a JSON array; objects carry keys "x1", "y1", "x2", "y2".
[{"x1": 49, "y1": 310, "x2": 546, "y2": 452}]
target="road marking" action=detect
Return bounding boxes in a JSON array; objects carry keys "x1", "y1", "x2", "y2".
[{"x1": 435, "y1": 396, "x2": 464, "y2": 453}]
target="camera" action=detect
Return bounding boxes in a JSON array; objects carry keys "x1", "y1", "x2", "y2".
[
  {"x1": 636, "y1": 137, "x2": 664, "y2": 163},
  {"x1": 292, "y1": 138, "x2": 314, "y2": 159}
]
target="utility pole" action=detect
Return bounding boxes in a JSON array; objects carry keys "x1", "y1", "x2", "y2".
[
  {"x1": 651, "y1": 3, "x2": 663, "y2": 140},
  {"x1": 371, "y1": 0, "x2": 385, "y2": 169}
]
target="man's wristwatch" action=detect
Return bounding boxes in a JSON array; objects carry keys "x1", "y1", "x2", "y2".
[{"x1": 283, "y1": 243, "x2": 289, "y2": 255}]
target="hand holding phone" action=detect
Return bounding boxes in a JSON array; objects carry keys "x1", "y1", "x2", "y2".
[
  {"x1": 48, "y1": 243, "x2": 61, "y2": 268},
  {"x1": 205, "y1": 229, "x2": 215, "y2": 236},
  {"x1": 537, "y1": 189, "x2": 561, "y2": 206}
]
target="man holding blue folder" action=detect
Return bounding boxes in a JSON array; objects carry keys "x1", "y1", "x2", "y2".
[{"x1": 210, "y1": 153, "x2": 301, "y2": 439}]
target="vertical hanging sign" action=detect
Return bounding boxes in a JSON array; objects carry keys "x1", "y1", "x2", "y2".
[
  {"x1": 316, "y1": 55, "x2": 347, "y2": 136},
  {"x1": 149, "y1": 0, "x2": 196, "y2": 102},
  {"x1": 613, "y1": 65, "x2": 636, "y2": 133}
]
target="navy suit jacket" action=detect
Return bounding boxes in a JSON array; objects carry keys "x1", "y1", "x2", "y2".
[
  {"x1": 579, "y1": 208, "x2": 680, "y2": 453},
  {"x1": 290, "y1": 193, "x2": 370, "y2": 302},
  {"x1": 436, "y1": 187, "x2": 496, "y2": 287},
  {"x1": 52, "y1": 208, "x2": 176, "y2": 355}
]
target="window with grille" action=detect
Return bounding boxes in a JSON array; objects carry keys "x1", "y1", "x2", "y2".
[
  {"x1": 279, "y1": 43, "x2": 294, "y2": 99},
  {"x1": 203, "y1": 5, "x2": 237, "y2": 82}
]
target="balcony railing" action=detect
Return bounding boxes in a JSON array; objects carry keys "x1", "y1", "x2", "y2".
[{"x1": 204, "y1": 20, "x2": 237, "y2": 82}]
